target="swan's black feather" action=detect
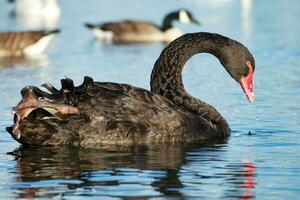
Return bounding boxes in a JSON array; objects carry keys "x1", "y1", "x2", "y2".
[{"x1": 11, "y1": 81, "x2": 219, "y2": 146}]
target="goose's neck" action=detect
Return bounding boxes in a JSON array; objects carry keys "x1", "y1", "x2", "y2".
[
  {"x1": 161, "y1": 13, "x2": 178, "y2": 31},
  {"x1": 150, "y1": 32, "x2": 230, "y2": 131}
]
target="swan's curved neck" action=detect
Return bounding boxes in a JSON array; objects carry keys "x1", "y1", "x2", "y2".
[{"x1": 151, "y1": 32, "x2": 231, "y2": 131}]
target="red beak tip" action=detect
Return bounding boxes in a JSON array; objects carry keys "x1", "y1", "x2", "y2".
[{"x1": 247, "y1": 92, "x2": 255, "y2": 102}]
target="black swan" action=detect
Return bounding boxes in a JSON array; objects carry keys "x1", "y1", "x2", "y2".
[
  {"x1": 84, "y1": 9, "x2": 199, "y2": 43},
  {"x1": 0, "y1": 30, "x2": 59, "y2": 57},
  {"x1": 6, "y1": 32, "x2": 255, "y2": 147}
]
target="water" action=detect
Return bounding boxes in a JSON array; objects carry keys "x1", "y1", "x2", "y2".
[{"x1": 0, "y1": 0, "x2": 300, "y2": 199}]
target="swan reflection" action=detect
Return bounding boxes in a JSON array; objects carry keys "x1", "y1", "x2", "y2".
[{"x1": 8, "y1": 140, "x2": 255, "y2": 199}]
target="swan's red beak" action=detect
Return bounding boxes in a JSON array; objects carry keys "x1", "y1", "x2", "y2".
[{"x1": 240, "y1": 62, "x2": 254, "y2": 102}]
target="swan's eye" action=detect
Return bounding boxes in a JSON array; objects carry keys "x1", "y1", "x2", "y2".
[
  {"x1": 246, "y1": 61, "x2": 253, "y2": 75},
  {"x1": 246, "y1": 61, "x2": 251, "y2": 66}
]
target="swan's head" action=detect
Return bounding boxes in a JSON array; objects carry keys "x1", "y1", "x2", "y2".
[
  {"x1": 221, "y1": 41, "x2": 255, "y2": 102},
  {"x1": 6, "y1": 77, "x2": 95, "y2": 143}
]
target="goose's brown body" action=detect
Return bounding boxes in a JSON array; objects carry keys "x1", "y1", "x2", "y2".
[
  {"x1": 7, "y1": 32, "x2": 255, "y2": 147},
  {"x1": 85, "y1": 9, "x2": 200, "y2": 43},
  {"x1": 99, "y1": 21, "x2": 170, "y2": 43},
  {"x1": 0, "y1": 30, "x2": 59, "y2": 57},
  {"x1": 101, "y1": 21, "x2": 162, "y2": 35}
]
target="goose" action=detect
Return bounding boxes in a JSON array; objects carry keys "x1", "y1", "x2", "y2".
[
  {"x1": 7, "y1": 32, "x2": 255, "y2": 147},
  {"x1": 84, "y1": 9, "x2": 200, "y2": 43},
  {"x1": 7, "y1": 0, "x2": 60, "y2": 29},
  {"x1": 0, "y1": 30, "x2": 59, "y2": 57}
]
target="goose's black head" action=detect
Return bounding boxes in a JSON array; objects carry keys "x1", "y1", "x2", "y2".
[
  {"x1": 219, "y1": 38, "x2": 256, "y2": 102},
  {"x1": 162, "y1": 9, "x2": 200, "y2": 31},
  {"x1": 163, "y1": 9, "x2": 199, "y2": 27},
  {"x1": 176, "y1": 9, "x2": 200, "y2": 25}
]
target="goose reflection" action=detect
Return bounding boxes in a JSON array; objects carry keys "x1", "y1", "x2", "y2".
[
  {"x1": 8, "y1": 139, "x2": 254, "y2": 199},
  {"x1": 0, "y1": 54, "x2": 49, "y2": 67}
]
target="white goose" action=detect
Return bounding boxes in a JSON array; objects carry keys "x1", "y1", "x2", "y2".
[{"x1": 8, "y1": 0, "x2": 61, "y2": 29}]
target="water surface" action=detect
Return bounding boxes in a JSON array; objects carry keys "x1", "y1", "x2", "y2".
[{"x1": 0, "y1": 0, "x2": 300, "y2": 199}]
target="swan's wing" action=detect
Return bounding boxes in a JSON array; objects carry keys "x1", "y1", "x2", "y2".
[{"x1": 76, "y1": 82, "x2": 211, "y2": 144}]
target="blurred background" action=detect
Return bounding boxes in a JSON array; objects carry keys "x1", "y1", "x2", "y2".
[{"x1": 0, "y1": 0, "x2": 299, "y2": 199}]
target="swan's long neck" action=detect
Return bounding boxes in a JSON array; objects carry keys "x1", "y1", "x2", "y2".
[{"x1": 151, "y1": 32, "x2": 231, "y2": 132}]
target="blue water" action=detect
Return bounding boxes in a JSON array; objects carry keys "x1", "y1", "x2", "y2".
[{"x1": 0, "y1": 0, "x2": 300, "y2": 199}]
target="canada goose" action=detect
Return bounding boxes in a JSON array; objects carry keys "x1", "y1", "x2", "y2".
[
  {"x1": 7, "y1": 32, "x2": 255, "y2": 146},
  {"x1": 84, "y1": 9, "x2": 200, "y2": 43},
  {"x1": 0, "y1": 30, "x2": 60, "y2": 57}
]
